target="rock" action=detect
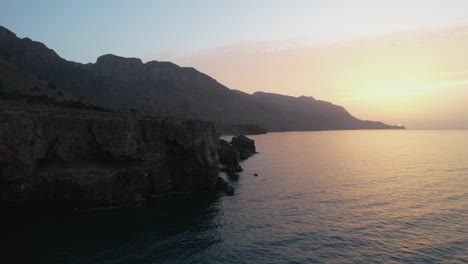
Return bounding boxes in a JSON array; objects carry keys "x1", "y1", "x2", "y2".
[
  {"x1": 225, "y1": 185, "x2": 235, "y2": 196},
  {"x1": 215, "y1": 177, "x2": 235, "y2": 196},
  {"x1": 217, "y1": 136, "x2": 256, "y2": 173},
  {"x1": 227, "y1": 173, "x2": 240, "y2": 181},
  {"x1": 231, "y1": 135, "x2": 256, "y2": 159},
  {"x1": 215, "y1": 123, "x2": 267, "y2": 135},
  {"x1": 217, "y1": 139, "x2": 243, "y2": 173},
  {"x1": 220, "y1": 166, "x2": 243, "y2": 174},
  {"x1": 0, "y1": 102, "x2": 220, "y2": 210},
  {"x1": 254, "y1": 173, "x2": 258, "y2": 176}
]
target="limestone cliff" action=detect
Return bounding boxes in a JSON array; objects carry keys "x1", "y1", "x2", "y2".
[{"x1": 0, "y1": 101, "x2": 220, "y2": 209}]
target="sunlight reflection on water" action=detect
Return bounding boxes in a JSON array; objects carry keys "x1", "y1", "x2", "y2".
[{"x1": 3, "y1": 130, "x2": 468, "y2": 263}]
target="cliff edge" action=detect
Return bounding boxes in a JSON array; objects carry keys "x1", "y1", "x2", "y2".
[{"x1": 0, "y1": 101, "x2": 220, "y2": 209}]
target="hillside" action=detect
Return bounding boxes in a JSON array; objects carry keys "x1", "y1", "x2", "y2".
[{"x1": 0, "y1": 25, "x2": 404, "y2": 132}]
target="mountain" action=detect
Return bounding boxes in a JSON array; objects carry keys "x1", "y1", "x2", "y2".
[{"x1": 0, "y1": 25, "x2": 404, "y2": 132}]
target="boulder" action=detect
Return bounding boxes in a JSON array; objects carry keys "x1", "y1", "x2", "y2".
[
  {"x1": 215, "y1": 177, "x2": 235, "y2": 196},
  {"x1": 218, "y1": 139, "x2": 243, "y2": 173},
  {"x1": 231, "y1": 135, "x2": 256, "y2": 159}
]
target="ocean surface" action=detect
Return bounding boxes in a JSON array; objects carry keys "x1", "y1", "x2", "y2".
[{"x1": 2, "y1": 130, "x2": 468, "y2": 264}]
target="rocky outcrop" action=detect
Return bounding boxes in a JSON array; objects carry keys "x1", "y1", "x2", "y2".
[
  {"x1": 0, "y1": 102, "x2": 220, "y2": 209},
  {"x1": 231, "y1": 135, "x2": 256, "y2": 160},
  {"x1": 215, "y1": 177, "x2": 234, "y2": 196},
  {"x1": 215, "y1": 123, "x2": 268, "y2": 135},
  {"x1": 217, "y1": 139, "x2": 242, "y2": 173},
  {"x1": 217, "y1": 135, "x2": 257, "y2": 175}
]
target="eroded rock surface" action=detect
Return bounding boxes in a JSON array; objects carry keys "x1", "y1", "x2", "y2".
[
  {"x1": 231, "y1": 135, "x2": 256, "y2": 160},
  {"x1": 215, "y1": 177, "x2": 234, "y2": 196},
  {"x1": 217, "y1": 139, "x2": 242, "y2": 173},
  {"x1": 0, "y1": 102, "x2": 220, "y2": 209}
]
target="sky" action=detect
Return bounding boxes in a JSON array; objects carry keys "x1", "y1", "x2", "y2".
[{"x1": 1, "y1": 0, "x2": 468, "y2": 129}]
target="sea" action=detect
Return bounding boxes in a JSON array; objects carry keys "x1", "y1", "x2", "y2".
[{"x1": 2, "y1": 130, "x2": 468, "y2": 263}]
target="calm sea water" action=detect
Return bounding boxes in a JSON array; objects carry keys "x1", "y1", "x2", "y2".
[{"x1": 2, "y1": 130, "x2": 468, "y2": 264}]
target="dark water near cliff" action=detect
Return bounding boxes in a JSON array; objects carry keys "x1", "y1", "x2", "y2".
[{"x1": 2, "y1": 131, "x2": 468, "y2": 264}]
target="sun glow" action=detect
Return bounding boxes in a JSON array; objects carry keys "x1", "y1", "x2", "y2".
[{"x1": 170, "y1": 26, "x2": 468, "y2": 129}]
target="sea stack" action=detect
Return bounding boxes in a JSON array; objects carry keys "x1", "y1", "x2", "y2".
[
  {"x1": 218, "y1": 139, "x2": 243, "y2": 173},
  {"x1": 231, "y1": 135, "x2": 256, "y2": 159}
]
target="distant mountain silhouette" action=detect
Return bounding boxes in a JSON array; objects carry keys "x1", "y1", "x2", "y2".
[{"x1": 0, "y1": 25, "x2": 404, "y2": 132}]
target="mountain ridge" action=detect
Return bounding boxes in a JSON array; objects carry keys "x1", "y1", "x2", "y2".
[{"x1": 0, "y1": 25, "x2": 405, "y2": 132}]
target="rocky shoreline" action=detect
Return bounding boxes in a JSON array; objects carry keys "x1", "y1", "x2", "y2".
[
  {"x1": 217, "y1": 135, "x2": 256, "y2": 173},
  {"x1": 0, "y1": 101, "x2": 222, "y2": 210},
  {"x1": 0, "y1": 100, "x2": 257, "y2": 210}
]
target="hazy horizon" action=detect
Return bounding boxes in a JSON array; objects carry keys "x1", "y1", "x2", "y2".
[
  {"x1": 162, "y1": 25, "x2": 468, "y2": 130},
  {"x1": 2, "y1": 0, "x2": 468, "y2": 129},
  {"x1": 1, "y1": 2, "x2": 468, "y2": 263}
]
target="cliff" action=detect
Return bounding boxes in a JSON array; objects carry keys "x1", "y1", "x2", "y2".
[
  {"x1": 0, "y1": 101, "x2": 220, "y2": 209},
  {"x1": 215, "y1": 123, "x2": 268, "y2": 135}
]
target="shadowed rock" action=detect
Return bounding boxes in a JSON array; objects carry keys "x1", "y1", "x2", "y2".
[
  {"x1": 231, "y1": 135, "x2": 256, "y2": 159},
  {"x1": 0, "y1": 102, "x2": 220, "y2": 210},
  {"x1": 215, "y1": 123, "x2": 267, "y2": 135},
  {"x1": 218, "y1": 139, "x2": 243, "y2": 173},
  {"x1": 215, "y1": 177, "x2": 234, "y2": 196}
]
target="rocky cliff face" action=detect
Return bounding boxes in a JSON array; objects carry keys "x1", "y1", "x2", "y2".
[
  {"x1": 231, "y1": 135, "x2": 256, "y2": 160},
  {"x1": 0, "y1": 102, "x2": 220, "y2": 209},
  {"x1": 218, "y1": 139, "x2": 242, "y2": 173},
  {"x1": 217, "y1": 135, "x2": 257, "y2": 173},
  {"x1": 215, "y1": 123, "x2": 267, "y2": 136}
]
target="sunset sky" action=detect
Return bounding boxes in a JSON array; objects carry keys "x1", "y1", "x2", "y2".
[{"x1": 1, "y1": 0, "x2": 468, "y2": 129}]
